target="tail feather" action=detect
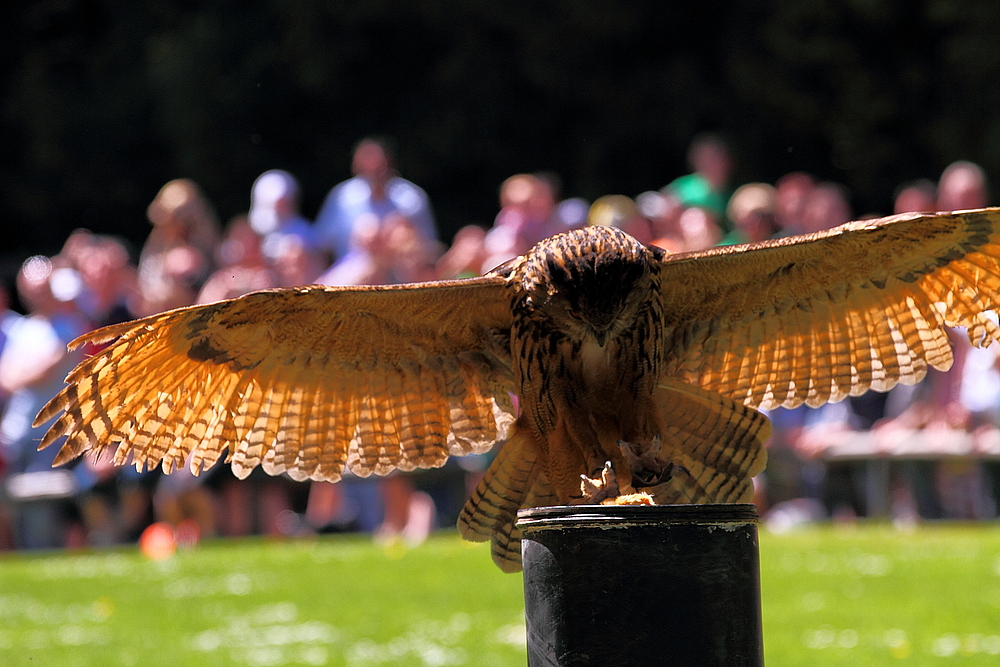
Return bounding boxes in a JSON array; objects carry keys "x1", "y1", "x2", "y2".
[
  {"x1": 643, "y1": 378, "x2": 770, "y2": 504},
  {"x1": 457, "y1": 426, "x2": 556, "y2": 572},
  {"x1": 458, "y1": 380, "x2": 769, "y2": 572}
]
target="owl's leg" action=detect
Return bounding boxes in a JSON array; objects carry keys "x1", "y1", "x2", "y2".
[{"x1": 539, "y1": 412, "x2": 629, "y2": 503}]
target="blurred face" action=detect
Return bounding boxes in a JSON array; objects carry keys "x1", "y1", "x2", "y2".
[
  {"x1": 273, "y1": 194, "x2": 296, "y2": 218},
  {"x1": 383, "y1": 214, "x2": 422, "y2": 258},
  {"x1": 77, "y1": 240, "x2": 132, "y2": 302},
  {"x1": 273, "y1": 239, "x2": 311, "y2": 287},
  {"x1": 691, "y1": 141, "x2": 732, "y2": 188},
  {"x1": 678, "y1": 207, "x2": 720, "y2": 251},
  {"x1": 801, "y1": 186, "x2": 851, "y2": 233},
  {"x1": 351, "y1": 213, "x2": 383, "y2": 253},
  {"x1": 17, "y1": 256, "x2": 55, "y2": 313},
  {"x1": 938, "y1": 167, "x2": 987, "y2": 211},
  {"x1": 61, "y1": 229, "x2": 96, "y2": 267},
  {"x1": 648, "y1": 194, "x2": 683, "y2": 239},
  {"x1": 735, "y1": 210, "x2": 776, "y2": 243},
  {"x1": 352, "y1": 142, "x2": 391, "y2": 184},
  {"x1": 527, "y1": 180, "x2": 556, "y2": 221},
  {"x1": 500, "y1": 175, "x2": 536, "y2": 209},
  {"x1": 894, "y1": 186, "x2": 936, "y2": 214},
  {"x1": 79, "y1": 245, "x2": 113, "y2": 291},
  {"x1": 775, "y1": 174, "x2": 815, "y2": 231},
  {"x1": 218, "y1": 222, "x2": 263, "y2": 267}
]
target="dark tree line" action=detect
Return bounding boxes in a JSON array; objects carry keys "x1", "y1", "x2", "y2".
[{"x1": 3, "y1": 0, "x2": 1000, "y2": 275}]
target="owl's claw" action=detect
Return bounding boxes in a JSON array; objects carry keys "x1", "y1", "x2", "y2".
[
  {"x1": 577, "y1": 460, "x2": 657, "y2": 506},
  {"x1": 575, "y1": 435, "x2": 682, "y2": 505},
  {"x1": 618, "y1": 436, "x2": 675, "y2": 488},
  {"x1": 578, "y1": 461, "x2": 619, "y2": 503}
]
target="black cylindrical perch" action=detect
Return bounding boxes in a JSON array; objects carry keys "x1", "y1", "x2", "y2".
[{"x1": 518, "y1": 503, "x2": 763, "y2": 667}]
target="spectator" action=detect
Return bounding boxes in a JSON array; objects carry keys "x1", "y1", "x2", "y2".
[
  {"x1": 938, "y1": 160, "x2": 989, "y2": 212},
  {"x1": 271, "y1": 234, "x2": 324, "y2": 288},
  {"x1": 0, "y1": 283, "x2": 21, "y2": 396},
  {"x1": 800, "y1": 181, "x2": 852, "y2": 233},
  {"x1": 127, "y1": 182, "x2": 223, "y2": 540},
  {"x1": 837, "y1": 162, "x2": 991, "y2": 521},
  {"x1": 315, "y1": 136, "x2": 437, "y2": 261},
  {"x1": 677, "y1": 206, "x2": 722, "y2": 251},
  {"x1": 135, "y1": 179, "x2": 220, "y2": 317},
  {"x1": 587, "y1": 195, "x2": 653, "y2": 245},
  {"x1": 71, "y1": 233, "x2": 137, "y2": 327},
  {"x1": 525, "y1": 171, "x2": 568, "y2": 241},
  {"x1": 194, "y1": 218, "x2": 302, "y2": 538},
  {"x1": 551, "y1": 197, "x2": 591, "y2": 235},
  {"x1": 893, "y1": 179, "x2": 937, "y2": 214},
  {"x1": 667, "y1": 133, "x2": 734, "y2": 228},
  {"x1": 380, "y1": 213, "x2": 441, "y2": 283},
  {"x1": 437, "y1": 225, "x2": 489, "y2": 279},
  {"x1": 931, "y1": 160, "x2": 992, "y2": 517},
  {"x1": 773, "y1": 172, "x2": 817, "y2": 236},
  {"x1": 639, "y1": 190, "x2": 686, "y2": 253},
  {"x1": 198, "y1": 216, "x2": 276, "y2": 303},
  {"x1": 924, "y1": 160, "x2": 990, "y2": 434},
  {"x1": 0, "y1": 283, "x2": 21, "y2": 550},
  {"x1": 481, "y1": 173, "x2": 562, "y2": 271},
  {"x1": 315, "y1": 211, "x2": 439, "y2": 287},
  {"x1": 318, "y1": 209, "x2": 440, "y2": 546},
  {"x1": 249, "y1": 169, "x2": 323, "y2": 280},
  {"x1": 57, "y1": 232, "x2": 141, "y2": 545},
  {"x1": 724, "y1": 183, "x2": 778, "y2": 244},
  {"x1": 0, "y1": 256, "x2": 89, "y2": 549},
  {"x1": 317, "y1": 213, "x2": 393, "y2": 286}
]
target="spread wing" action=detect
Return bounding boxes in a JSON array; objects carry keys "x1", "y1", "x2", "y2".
[
  {"x1": 658, "y1": 208, "x2": 1000, "y2": 410},
  {"x1": 35, "y1": 278, "x2": 516, "y2": 481}
]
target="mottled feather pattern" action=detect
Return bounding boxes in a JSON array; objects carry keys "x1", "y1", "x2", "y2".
[
  {"x1": 457, "y1": 426, "x2": 557, "y2": 572},
  {"x1": 36, "y1": 281, "x2": 516, "y2": 481},
  {"x1": 506, "y1": 227, "x2": 669, "y2": 500},
  {"x1": 661, "y1": 209, "x2": 1000, "y2": 410},
  {"x1": 644, "y1": 379, "x2": 768, "y2": 506}
]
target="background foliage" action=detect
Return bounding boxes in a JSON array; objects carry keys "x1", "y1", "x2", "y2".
[{"x1": 4, "y1": 0, "x2": 1000, "y2": 272}]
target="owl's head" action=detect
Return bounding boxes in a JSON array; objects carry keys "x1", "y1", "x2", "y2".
[{"x1": 522, "y1": 226, "x2": 659, "y2": 345}]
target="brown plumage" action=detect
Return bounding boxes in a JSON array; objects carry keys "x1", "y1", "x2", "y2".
[{"x1": 35, "y1": 208, "x2": 1000, "y2": 571}]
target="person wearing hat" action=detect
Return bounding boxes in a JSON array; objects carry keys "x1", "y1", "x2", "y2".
[
  {"x1": 249, "y1": 169, "x2": 318, "y2": 262},
  {"x1": 723, "y1": 182, "x2": 778, "y2": 245},
  {"x1": 587, "y1": 194, "x2": 653, "y2": 245}
]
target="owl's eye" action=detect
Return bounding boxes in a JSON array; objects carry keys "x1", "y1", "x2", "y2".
[{"x1": 567, "y1": 309, "x2": 583, "y2": 320}]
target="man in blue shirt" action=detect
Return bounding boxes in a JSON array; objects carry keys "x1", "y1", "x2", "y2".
[{"x1": 315, "y1": 136, "x2": 437, "y2": 261}]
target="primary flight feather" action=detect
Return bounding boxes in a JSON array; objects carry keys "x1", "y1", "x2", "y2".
[{"x1": 36, "y1": 208, "x2": 1000, "y2": 571}]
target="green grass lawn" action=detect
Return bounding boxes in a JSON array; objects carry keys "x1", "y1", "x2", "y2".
[
  {"x1": 2, "y1": 524, "x2": 1000, "y2": 665},
  {"x1": 760, "y1": 524, "x2": 1000, "y2": 665}
]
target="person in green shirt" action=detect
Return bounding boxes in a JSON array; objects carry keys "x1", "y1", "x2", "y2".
[{"x1": 667, "y1": 133, "x2": 734, "y2": 232}]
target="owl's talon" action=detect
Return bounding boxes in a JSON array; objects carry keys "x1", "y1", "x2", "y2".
[
  {"x1": 618, "y1": 436, "x2": 676, "y2": 487},
  {"x1": 577, "y1": 461, "x2": 618, "y2": 503}
]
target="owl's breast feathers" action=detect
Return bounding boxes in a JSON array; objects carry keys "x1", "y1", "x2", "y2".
[{"x1": 498, "y1": 227, "x2": 672, "y2": 499}]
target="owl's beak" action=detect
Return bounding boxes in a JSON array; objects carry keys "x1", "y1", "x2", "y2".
[{"x1": 594, "y1": 330, "x2": 608, "y2": 347}]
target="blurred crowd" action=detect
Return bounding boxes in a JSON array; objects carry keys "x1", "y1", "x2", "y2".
[{"x1": 1, "y1": 133, "x2": 998, "y2": 553}]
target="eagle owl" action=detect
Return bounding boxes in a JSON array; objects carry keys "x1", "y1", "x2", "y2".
[{"x1": 36, "y1": 208, "x2": 1000, "y2": 571}]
